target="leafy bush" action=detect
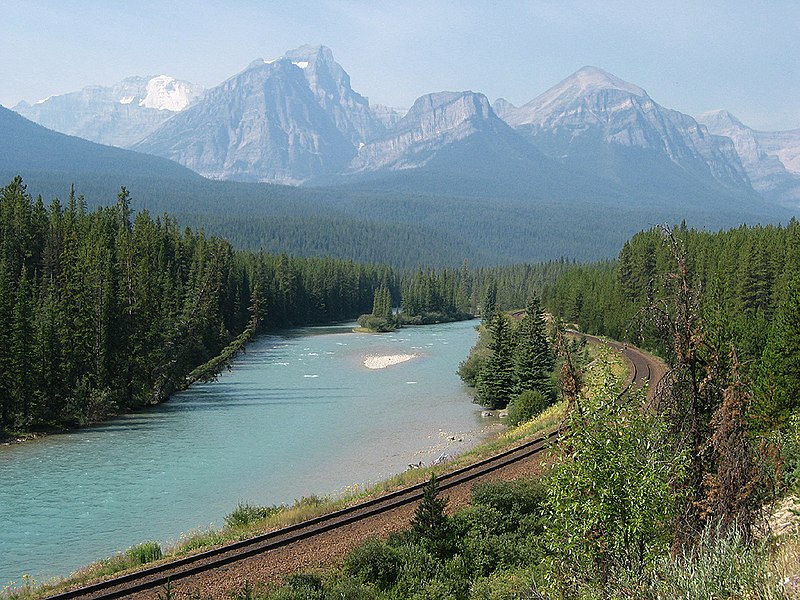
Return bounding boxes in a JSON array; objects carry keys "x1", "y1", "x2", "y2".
[
  {"x1": 323, "y1": 577, "x2": 376, "y2": 600},
  {"x1": 506, "y1": 390, "x2": 549, "y2": 426},
  {"x1": 450, "y1": 505, "x2": 509, "y2": 537},
  {"x1": 471, "y1": 479, "x2": 545, "y2": 521},
  {"x1": 647, "y1": 527, "x2": 785, "y2": 600},
  {"x1": 780, "y1": 411, "x2": 800, "y2": 491},
  {"x1": 344, "y1": 537, "x2": 402, "y2": 590},
  {"x1": 224, "y1": 502, "x2": 283, "y2": 528},
  {"x1": 357, "y1": 314, "x2": 396, "y2": 332},
  {"x1": 125, "y1": 541, "x2": 162, "y2": 566}
]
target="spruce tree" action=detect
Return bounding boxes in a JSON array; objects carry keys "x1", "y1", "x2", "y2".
[
  {"x1": 411, "y1": 475, "x2": 451, "y2": 556},
  {"x1": 476, "y1": 312, "x2": 516, "y2": 409},
  {"x1": 513, "y1": 294, "x2": 555, "y2": 400}
]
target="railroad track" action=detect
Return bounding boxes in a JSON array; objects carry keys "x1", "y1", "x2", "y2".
[{"x1": 46, "y1": 336, "x2": 660, "y2": 600}]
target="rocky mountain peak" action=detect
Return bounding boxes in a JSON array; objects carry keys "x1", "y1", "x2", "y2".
[
  {"x1": 492, "y1": 98, "x2": 517, "y2": 120},
  {"x1": 348, "y1": 90, "x2": 512, "y2": 173},
  {"x1": 11, "y1": 75, "x2": 204, "y2": 147},
  {"x1": 700, "y1": 109, "x2": 747, "y2": 131},
  {"x1": 276, "y1": 45, "x2": 384, "y2": 145},
  {"x1": 505, "y1": 66, "x2": 649, "y2": 128}
]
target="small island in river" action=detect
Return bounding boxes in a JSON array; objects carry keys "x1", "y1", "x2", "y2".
[{"x1": 363, "y1": 353, "x2": 418, "y2": 369}]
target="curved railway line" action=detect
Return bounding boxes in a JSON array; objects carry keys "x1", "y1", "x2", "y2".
[{"x1": 45, "y1": 336, "x2": 664, "y2": 600}]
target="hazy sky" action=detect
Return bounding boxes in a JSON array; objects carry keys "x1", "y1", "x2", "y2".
[{"x1": 1, "y1": 0, "x2": 797, "y2": 130}]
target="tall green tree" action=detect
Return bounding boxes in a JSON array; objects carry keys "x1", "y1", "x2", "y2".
[
  {"x1": 513, "y1": 294, "x2": 555, "y2": 400},
  {"x1": 476, "y1": 313, "x2": 516, "y2": 409}
]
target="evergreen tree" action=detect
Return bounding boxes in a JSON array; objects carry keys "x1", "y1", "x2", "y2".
[
  {"x1": 411, "y1": 475, "x2": 452, "y2": 556},
  {"x1": 482, "y1": 280, "x2": 497, "y2": 321},
  {"x1": 755, "y1": 275, "x2": 800, "y2": 430},
  {"x1": 476, "y1": 313, "x2": 516, "y2": 409},
  {"x1": 513, "y1": 294, "x2": 555, "y2": 400}
]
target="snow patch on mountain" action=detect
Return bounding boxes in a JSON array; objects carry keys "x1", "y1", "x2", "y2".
[{"x1": 139, "y1": 75, "x2": 202, "y2": 111}]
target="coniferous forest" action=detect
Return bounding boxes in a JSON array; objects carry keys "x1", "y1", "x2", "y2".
[
  {"x1": 0, "y1": 178, "x2": 397, "y2": 433},
  {"x1": 4, "y1": 173, "x2": 800, "y2": 597}
]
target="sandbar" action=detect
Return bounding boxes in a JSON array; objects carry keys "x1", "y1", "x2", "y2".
[{"x1": 363, "y1": 353, "x2": 417, "y2": 369}]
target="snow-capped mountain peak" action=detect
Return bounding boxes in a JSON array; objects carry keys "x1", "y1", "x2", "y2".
[
  {"x1": 138, "y1": 75, "x2": 203, "y2": 111},
  {"x1": 13, "y1": 75, "x2": 205, "y2": 147}
]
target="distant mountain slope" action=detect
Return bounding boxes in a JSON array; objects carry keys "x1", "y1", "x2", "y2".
[
  {"x1": 700, "y1": 110, "x2": 800, "y2": 208},
  {"x1": 13, "y1": 76, "x2": 204, "y2": 147},
  {"x1": 133, "y1": 55, "x2": 357, "y2": 184},
  {"x1": 0, "y1": 105, "x2": 202, "y2": 181},
  {"x1": 502, "y1": 66, "x2": 756, "y2": 205},
  {"x1": 284, "y1": 45, "x2": 386, "y2": 145}
]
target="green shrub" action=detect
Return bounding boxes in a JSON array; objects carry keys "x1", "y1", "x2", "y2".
[
  {"x1": 389, "y1": 543, "x2": 440, "y2": 599},
  {"x1": 506, "y1": 390, "x2": 549, "y2": 426},
  {"x1": 224, "y1": 502, "x2": 283, "y2": 528},
  {"x1": 323, "y1": 577, "x2": 375, "y2": 600},
  {"x1": 451, "y1": 505, "x2": 509, "y2": 537},
  {"x1": 469, "y1": 567, "x2": 549, "y2": 600},
  {"x1": 344, "y1": 537, "x2": 402, "y2": 590},
  {"x1": 471, "y1": 479, "x2": 545, "y2": 521},
  {"x1": 125, "y1": 541, "x2": 162, "y2": 566},
  {"x1": 649, "y1": 527, "x2": 785, "y2": 600},
  {"x1": 357, "y1": 314, "x2": 396, "y2": 332}
]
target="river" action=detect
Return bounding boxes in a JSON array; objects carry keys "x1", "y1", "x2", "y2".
[{"x1": 0, "y1": 319, "x2": 489, "y2": 588}]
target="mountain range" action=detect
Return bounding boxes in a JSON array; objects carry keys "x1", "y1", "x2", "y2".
[
  {"x1": 1, "y1": 46, "x2": 797, "y2": 269},
  {"x1": 7, "y1": 45, "x2": 796, "y2": 212},
  {"x1": 10, "y1": 45, "x2": 799, "y2": 212}
]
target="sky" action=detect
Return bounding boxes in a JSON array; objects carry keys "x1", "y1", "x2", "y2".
[{"x1": 1, "y1": 0, "x2": 798, "y2": 131}]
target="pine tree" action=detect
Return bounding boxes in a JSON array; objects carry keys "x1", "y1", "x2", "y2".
[
  {"x1": 411, "y1": 475, "x2": 451, "y2": 556},
  {"x1": 476, "y1": 312, "x2": 516, "y2": 409},
  {"x1": 513, "y1": 294, "x2": 555, "y2": 400},
  {"x1": 755, "y1": 275, "x2": 800, "y2": 430}
]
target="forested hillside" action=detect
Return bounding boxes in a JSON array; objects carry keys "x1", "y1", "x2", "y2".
[
  {"x1": 0, "y1": 178, "x2": 394, "y2": 434},
  {"x1": 543, "y1": 221, "x2": 800, "y2": 421}
]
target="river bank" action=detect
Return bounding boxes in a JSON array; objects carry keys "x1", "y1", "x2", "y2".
[{"x1": 0, "y1": 319, "x2": 484, "y2": 588}]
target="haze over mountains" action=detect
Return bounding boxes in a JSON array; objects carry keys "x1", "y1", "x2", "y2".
[
  {"x1": 14, "y1": 75, "x2": 204, "y2": 148},
  {"x1": 1, "y1": 45, "x2": 797, "y2": 267},
  {"x1": 10, "y1": 44, "x2": 799, "y2": 212}
]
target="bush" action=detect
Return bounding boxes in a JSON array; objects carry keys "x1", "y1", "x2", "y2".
[
  {"x1": 471, "y1": 479, "x2": 546, "y2": 521},
  {"x1": 649, "y1": 527, "x2": 785, "y2": 600},
  {"x1": 506, "y1": 390, "x2": 549, "y2": 426},
  {"x1": 224, "y1": 502, "x2": 283, "y2": 528},
  {"x1": 345, "y1": 537, "x2": 402, "y2": 590},
  {"x1": 323, "y1": 577, "x2": 376, "y2": 600},
  {"x1": 125, "y1": 541, "x2": 162, "y2": 566},
  {"x1": 357, "y1": 314, "x2": 396, "y2": 332},
  {"x1": 450, "y1": 505, "x2": 509, "y2": 537}
]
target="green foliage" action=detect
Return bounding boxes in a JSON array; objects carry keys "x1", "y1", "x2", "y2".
[
  {"x1": 0, "y1": 178, "x2": 399, "y2": 434},
  {"x1": 506, "y1": 390, "x2": 548, "y2": 426},
  {"x1": 224, "y1": 502, "x2": 283, "y2": 528},
  {"x1": 647, "y1": 527, "x2": 785, "y2": 600},
  {"x1": 125, "y1": 541, "x2": 162, "y2": 566},
  {"x1": 513, "y1": 295, "x2": 555, "y2": 400},
  {"x1": 544, "y1": 358, "x2": 683, "y2": 588},
  {"x1": 756, "y1": 275, "x2": 800, "y2": 431},
  {"x1": 471, "y1": 479, "x2": 546, "y2": 521},
  {"x1": 475, "y1": 314, "x2": 516, "y2": 409},
  {"x1": 344, "y1": 538, "x2": 402, "y2": 591},
  {"x1": 775, "y1": 411, "x2": 800, "y2": 492},
  {"x1": 400, "y1": 268, "x2": 473, "y2": 322},
  {"x1": 356, "y1": 314, "x2": 396, "y2": 332},
  {"x1": 411, "y1": 475, "x2": 453, "y2": 556}
]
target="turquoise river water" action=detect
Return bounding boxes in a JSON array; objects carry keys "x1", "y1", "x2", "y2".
[{"x1": 0, "y1": 319, "x2": 490, "y2": 588}]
